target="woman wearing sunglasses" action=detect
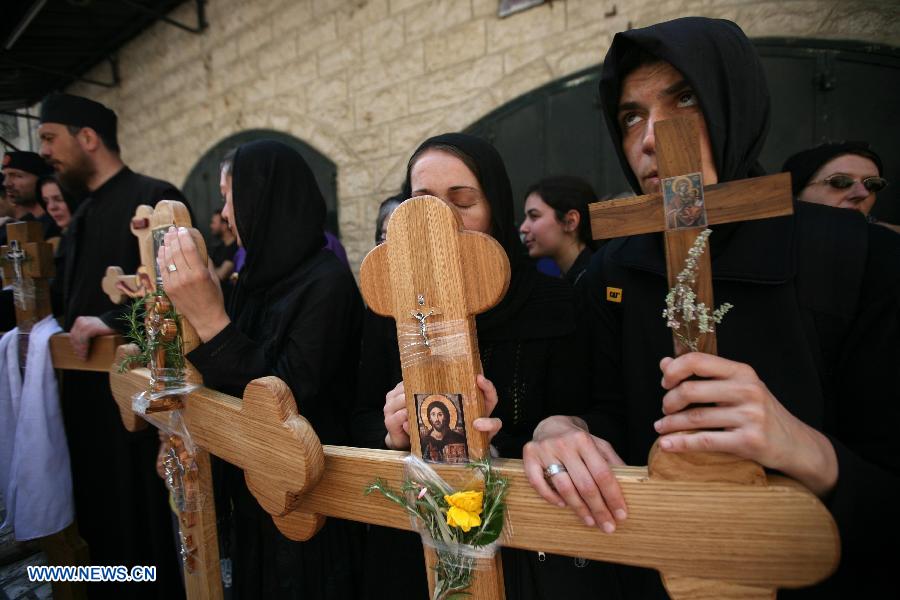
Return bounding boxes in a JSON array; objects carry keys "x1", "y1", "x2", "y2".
[{"x1": 782, "y1": 141, "x2": 892, "y2": 228}]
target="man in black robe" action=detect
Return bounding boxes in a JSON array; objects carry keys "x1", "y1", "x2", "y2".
[
  {"x1": 0, "y1": 150, "x2": 60, "y2": 245},
  {"x1": 524, "y1": 17, "x2": 900, "y2": 599},
  {"x1": 38, "y1": 93, "x2": 184, "y2": 599}
]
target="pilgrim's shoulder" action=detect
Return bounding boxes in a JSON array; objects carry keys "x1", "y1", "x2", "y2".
[{"x1": 121, "y1": 168, "x2": 187, "y2": 206}]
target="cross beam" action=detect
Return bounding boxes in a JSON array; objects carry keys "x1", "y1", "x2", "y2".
[{"x1": 108, "y1": 366, "x2": 839, "y2": 598}]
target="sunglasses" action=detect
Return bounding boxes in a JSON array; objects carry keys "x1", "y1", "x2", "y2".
[{"x1": 808, "y1": 174, "x2": 889, "y2": 193}]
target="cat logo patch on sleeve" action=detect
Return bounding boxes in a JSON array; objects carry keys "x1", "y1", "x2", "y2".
[{"x1": 606, "y1": 287, "x2": 623, "y2": 303}]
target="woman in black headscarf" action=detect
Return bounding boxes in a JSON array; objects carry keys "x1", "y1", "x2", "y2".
[
  {"x1": 352, "y1": 133, "x2": 619, "y2": 599},
  {"x1": 524, "y1": 17, "x2": 900, "y2": 599},
  {"x1": 160, "y1": 139, "x2": 364, "y2": 599}
]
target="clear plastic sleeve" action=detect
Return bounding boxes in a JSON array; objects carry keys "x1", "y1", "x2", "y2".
[
  {"x1": 398, "y1": 318, "x2": 470, "y2": 369},
  {"x1": 402, "y1": 455, "x2": 509, "y2": 599}
]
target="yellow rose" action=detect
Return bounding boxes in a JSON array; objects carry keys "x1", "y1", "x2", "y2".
[{"x1": 444, "y1": 491, "x2": 483, "y2": 532}]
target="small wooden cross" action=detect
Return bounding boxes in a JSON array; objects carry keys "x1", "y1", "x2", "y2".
[
  {"x1": 359, "y1": 196, "x2": 511, "y2": 598},
  {"x1": 1, "y1": 221, "x2": 55, "y2": 365},
  {"x1": 108, "y1": 200, "x2": 221, "y2": 598}
]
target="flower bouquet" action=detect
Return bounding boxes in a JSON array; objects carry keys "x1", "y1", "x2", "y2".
[{"x1": 365, "y1": 455, "x2": 508, "y2": 600}]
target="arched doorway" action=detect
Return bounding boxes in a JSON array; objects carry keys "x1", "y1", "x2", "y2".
[
  {"x1": 466, "y1": 39, "x2": 900, "y2": 226},
  {"x1": 182, "y1": 129, "x2": 339, "y2": 241}
]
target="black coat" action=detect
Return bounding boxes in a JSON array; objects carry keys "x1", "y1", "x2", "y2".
[
  {"x1": 62, "y1": 166, "x2": 185, "y2": 330},
  {"x1": 186, "y1": 141, "x2": 364, "y2": 600},
  {"x1": 582, "y1": 202, "x2": 900, "y2": 598},
  {"x1": 59, "y1": 166, "x2": 186, "y2": 600}
]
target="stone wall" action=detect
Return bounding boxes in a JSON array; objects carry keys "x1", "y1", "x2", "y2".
[{"x1": 65, "y1": 0, "x2": 899, "y2": 272}]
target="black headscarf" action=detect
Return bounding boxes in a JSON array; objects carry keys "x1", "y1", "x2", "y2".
[
  {"x1": 405, "y1": 133, "x2": 523, "y2": 260},
  {"x1": 782, "y1": 141, "x2": 883, "y2": 197},
  {"x1": 229, "y1": 140, "x2": 327, "y2": 315},
  {"x1": 599, "y1": 17, "x2": 771, "y2": 193},
  {"x1": 404, "y1": 133, "x2": 570, "y2": 340}
]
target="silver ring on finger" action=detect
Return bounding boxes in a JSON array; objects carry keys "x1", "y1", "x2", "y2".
[
  {"x1": 544, "y1": 463, "x2": 567, "y2": 478},
  {"x1": 167, "y1": 263, "x2": 178, "y2": 273}
]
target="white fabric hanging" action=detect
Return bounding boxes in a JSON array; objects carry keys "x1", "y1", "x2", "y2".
[{"x1": 0, "y1": 315, "x2": 74, "y2": 540}]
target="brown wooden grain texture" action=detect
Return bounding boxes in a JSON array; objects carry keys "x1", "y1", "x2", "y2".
[
  {"x1": 108, "y1": 366, "x2": 839, "y2": 592},
  {"x1": 424, "y1": 545, "x2": 506, "y2": 600},
  {"x1": 48, "y1": 334, "x2": 122, "y2": 372},
  {"x1": 109, "y1": 369, "x2": 325, "y2": 536},
  {"x1": 589, "y1": 174, "x2": 793, "y2": 240},
  {"x1": 100, "y1": 266, "x2": 139, "y2": 305},
  {"x1": 130, "y1": 204, "x2": 155, "y2": 277},
  {"x1": 1, "y1": 221, "x2": 54, "y2": 330},
  {"x1": 648, "y1": 119, "x2": 768, "y2": 505},
  {"x1": 662, "y1": 574, "x2": 776, "y2": 599},
  {"x1": 359, "y1": 196, "x2": 511, "y2": 598},
  {"x1": 183, "y1": 448, "x2": 223, "y2": 600},
  {"x1": 299, "y1": 447, "x2": 837, "y2": 589}
]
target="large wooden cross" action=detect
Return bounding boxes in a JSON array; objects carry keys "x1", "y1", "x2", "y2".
[
  {"x1": 589, "y1": 117, "x2": 803, "y2": 594},
  {"x1": 359, "y1": 196, "x2": 511, "y2": 597},
  {"x1": 105, "y1": 196, "x2": 837, "y2": 600}
]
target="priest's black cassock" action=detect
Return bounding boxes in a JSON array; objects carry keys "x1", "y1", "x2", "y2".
[{"x1": 60, "y1": 166, "x2": 186, "y2": 599}]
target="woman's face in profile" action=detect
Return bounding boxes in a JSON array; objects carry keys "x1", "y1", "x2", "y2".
[
  {"x1": 520, "y1": 192, "x2": 569, "y2": 259},
  {"x1": 220, "y1": 172, "x2": 243, "y2": 247},
  {"x1": 409, "y1": 149, "x2": 491, "y2": 235}
]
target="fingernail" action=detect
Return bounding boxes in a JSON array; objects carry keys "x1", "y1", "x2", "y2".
[
  {"x1": 179, "y1": 226, "x2": 187, "y2": 233},
  {"x1": 614, "y1": 509, "x2": 627, "y2": 521},
  {"x1": 583, "y1": 516, "x2": 595, "y2": 527},
  {"x1": 557, "y1": 501, "x2": 566, "y2": 508},
  {"x1": 653, "y1": 419, "x2": 662, "y2": 432},
  {"x1": 660, "y1": 438, "x2": 672, "y2": 450},
  {"x1": 602, "y1": 521, "x2": 616, "y2": 534}
]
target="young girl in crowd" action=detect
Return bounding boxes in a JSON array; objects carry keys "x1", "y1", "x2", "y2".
[{"x1": 519, "y1": 176, "x2": 597, "y2": 286}]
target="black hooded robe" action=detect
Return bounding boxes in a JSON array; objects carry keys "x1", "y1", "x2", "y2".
[
  {"x1": 185, "y1": 140, "x2": 364, "y2": 600},
  {"x1": 352, "y1": 133, "x2": 622, "y2": 600},
  {"x1": 59, "y1": 166, "x2": 186, "y2": 600},
  {"x1": 584, "y1": 17, "x2": 900, "y2": 599}
]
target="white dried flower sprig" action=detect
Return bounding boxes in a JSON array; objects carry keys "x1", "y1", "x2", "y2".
[{"x1": 662, "y1": 229, "x2": 733, "y2": 352}]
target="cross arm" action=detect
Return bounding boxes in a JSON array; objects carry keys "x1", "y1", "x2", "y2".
[
  {"x1": 108, "y1": 365, "x2": 838, "y2": 597},
  {"x1": 48, "y1": 334, "x2": 123, "y2": 371},
  {"x1": 298, "y1": 447, "x2": 837, "y2": 590},
  {"x1": 590, "y1": 172, "x2": 794, "y2": 240}
]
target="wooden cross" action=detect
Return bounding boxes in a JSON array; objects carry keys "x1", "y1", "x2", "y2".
[
  {"x1": 1, "y1": 221, "x2": 54, "y2": 366},
  {"x1": 105, "y1": 200, "x2": 222, "y2": 599},
  {"x1": 104, "y1": 195, "x2": 837, "y2": 600},
  {"x1": 589, "y1": 117, "x2": 798, "y2": 594},
  {"x1": 359, "y1": 196, "x2": 511, "y2": 596}
]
